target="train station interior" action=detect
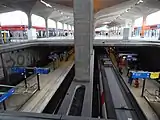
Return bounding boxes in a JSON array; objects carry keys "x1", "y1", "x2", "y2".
[{"x1": 0, "y1": 0, "x2": 160, "y2": 120}]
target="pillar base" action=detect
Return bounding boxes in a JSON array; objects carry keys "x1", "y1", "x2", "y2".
[
  {"x1": 27, "y1": 28, "x2": 37, "y2": 40},
  {"x1": 123, "y1": 28, "x2": 130, "y2": 40}
]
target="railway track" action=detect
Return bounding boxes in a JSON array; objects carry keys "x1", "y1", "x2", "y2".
[{"x1": 98, "y1": 56, "x2": 147, "y2": 120}]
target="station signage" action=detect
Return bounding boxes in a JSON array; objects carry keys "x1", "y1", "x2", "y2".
[
  {"x1": 11, "y1": 67, "x2": 26, "y2": 73},
  {"x1": 11, "y1": 67, "x2": 50, "y2": 75},
  {"x1": 150, "y1": 72, "x2": 160, "y2": 79},
  {"x1": 131, "y1": 72, "x2": 150, "y2": 79},
  {"x1": 34, "y1": 68, "x2": 50, "y2": 74}
]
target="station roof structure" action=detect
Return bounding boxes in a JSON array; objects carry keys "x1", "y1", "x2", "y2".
[{"x1": 0, "y1": 0, "x2": 159, "y2": 27}]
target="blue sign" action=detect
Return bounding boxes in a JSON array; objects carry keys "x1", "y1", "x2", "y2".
[
  {"x1": 131, "y1": 72, "x2": 150, "y2": 79},
  {"x1": 11, "y1": 67, "x2": 26, "y2": 73},
  {"x1": 34, "y1": 68, "x2": 50, "y2": 74},
  {"x1": 0, "y1": 88, "x2": 15, "y2": 103}
]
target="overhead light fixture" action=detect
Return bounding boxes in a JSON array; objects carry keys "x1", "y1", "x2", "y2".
[
  {"x1": 60, "y1": 12, "x2": 63, "y2": 15},
  {"x1": 136, "y1": 0, "x2": 143, "y2": 5},
  {"x1": 139, "y1": 0, "x2": 143, "y2": 3},
  {"x1": 126, "y1": 9, "x2": 129, "y2": 12},
  {"x1": 40, "y1": 0, "x2": 52, "y2": 8},
  {"x1": 67, "y1": 16, "x2": 70, "y2": 18},
  {"x1": 103, "y1": 22, "x2": 110, "y2": 24}
]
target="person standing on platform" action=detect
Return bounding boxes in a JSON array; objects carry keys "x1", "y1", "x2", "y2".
[
  {"x1": 134, "y1": 78, "x2": 139, "y2": 88},
  {"x1": 127, "y1": 66, "x2": 130, "y2": 76},
  {"x1": 128, "y1": 72, "x2": 133, "y2": 86}
]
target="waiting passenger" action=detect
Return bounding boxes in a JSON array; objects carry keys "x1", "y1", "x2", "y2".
[
  {"x1": 127, "y1": 66, "x2": 130, "y2": 76},
  {"x1": 128, "y1": 72, "x2": 133, "y2": 86},
  {"x1": 119, "y1": 67, "x2": 123, "y2": 75},
  {"x1": 134, "y1": 78, "x2": 139, "y2": 88}
]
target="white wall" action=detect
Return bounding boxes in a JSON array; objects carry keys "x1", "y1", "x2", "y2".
[
  {"x1": 0, "y1": 11, "x2": 57, "y2": 28},
  {"x1": 0, "y1": 11, "x2": 28, "y2": 25},
  {"x1": 64, "y1": 24, "x2": 68, "y2": 30},
  {"x1": 57, "y1": 21, "x2": 63, "y2": 29},
  {"x1": 146, "y1": 11, "x2": 160, "y2": 25},
  {"x1": 134, "y1": 17, "x2": 143, "y2": 27},
  {"x1": 48, "y1": 19, "x2": 56, "y2": 28},
  {"x1": 31, "y1": 14, "x2": 45, "y2": 27},
  {"x1": 68, "y1": 25, "x2": 71, "y2": 30}
]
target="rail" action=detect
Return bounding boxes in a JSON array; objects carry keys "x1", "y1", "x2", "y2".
[
  {"x1": 111, "y1": 60, "x2": 148, "y2": 120},
  {"x1": 99, "y1": 56, "x2": 147, "y2": 120}
]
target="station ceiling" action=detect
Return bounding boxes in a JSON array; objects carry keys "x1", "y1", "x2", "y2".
[{"x1": 0, "y1": 0, "x2": 160, "y2": 27}]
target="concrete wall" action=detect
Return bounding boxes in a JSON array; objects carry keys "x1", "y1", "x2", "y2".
[
  {"x1": 0, "y1": 57, "x2": 4, "y2": 79},
  {"x1": 0, "y1": 48, "x2": 40, "y2": 80}
]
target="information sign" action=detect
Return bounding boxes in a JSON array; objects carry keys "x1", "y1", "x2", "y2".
[
  {"x1": 131, "y1": 72, "x2": 150, "y2": 79},
  {"x1": 34, "y1": 68, "x2": 50, "y2": 74},
  {"x1": 11, "y1": 67, "x2": 26, "y2": 73},
  {"x1": 150, "y1": 72, "x2": 160, "y2": 79}
]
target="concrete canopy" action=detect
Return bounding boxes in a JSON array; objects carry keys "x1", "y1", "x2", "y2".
[
  {"x1": 0, "y1": 0, "x2": 74, "y2": 25},
  {"x1": 0, "y1": 0, "x2": 160, "y2": 28},
  {"x1": 95, "y1": 0, "x2": 160, "y2": 28}
]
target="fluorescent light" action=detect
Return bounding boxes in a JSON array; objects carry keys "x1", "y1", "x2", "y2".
[
  {"x1": 40, "y1": 0, "x2": 52, "y2": 8},
  {"x1": 103, "y1": 22, "x2": 110, "y2": 24},
  {"x1": 137, "y1": 0, "x2": 143, "y2": 4},
  {"x1": 61, "y1": 12, "x2": 63, "y2": 15},
  {"x1": 126, "y1": 9, "x2": 129, "y2": 12},
  {"x1": 123, "y1": 56, "x2": 126, "y2": 59}
]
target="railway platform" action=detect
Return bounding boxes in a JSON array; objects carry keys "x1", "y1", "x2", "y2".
[
  {"x1": 109, "y1": 52, "x2": 159, "y2": 120},
  {"x1": 122, "y1": 71, "x2": 160, "y2": 120},
  {"x1": 1, "y1": 55, "x2": 74, "y2": 113}
]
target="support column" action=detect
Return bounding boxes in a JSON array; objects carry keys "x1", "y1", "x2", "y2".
[
  {"x1": 62, "y1": 23, "x2": 64, "y2": 36},
  {"x1": 129, "y1": 20, "x2": 135, "y2": 37},
  {"x1": 71, "y1": 26, "x2": 74, "y2": 35},
  {"x1": 27, "y1": 13, "x2": 36, "y2": 40},
  {"x1": 74, "y1": 0, "x2": 93, "y2": 82},
  {"x1": 158, "y1": 29, "x2": 160, "y2": 40},
  {"x1": 28, "y1": 13, "x2": 32, "y2": 30},
  {"x1": 67, "y1": 24, "x2": 69, "y2": 33},
  {"x1": 71, "y1": 25, "x2": 73, "y2": 36},
  {"x1": 55, "y1": 21, "x2": 58, "y2": 36},
  {"x1": 141, "y1": 16, "x2": 147, "y2": 38},
  {"x1": 123, "y1": 20, "x2": 131, "y2": 40},
  {"x1": 45, "y1": 18, "x2": 49, "y2": 38},
  {"x1": 0, "y1": 25, "x2": 3, "y2": 44}
]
